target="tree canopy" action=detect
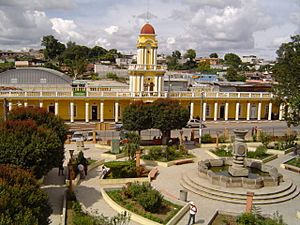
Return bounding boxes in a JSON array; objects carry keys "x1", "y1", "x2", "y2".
[
  {"x1": 122, "y1": 100, "x2": 189, "y2": 144},
  {"x1": 224, "y1": 53, "x2": 242, "y2": 68},
  {"x1": 209, "y1": 53, "x2": 218, "y2": 58},
  {"x1": 0, "y1": 164, "x2": 52, "y2": 225},
  {"x1": 122, "y1": 102, "x2": 152, "y2": 133},
  {"x1": 273, "y1": 35, "x2": 300, "y2": 126},
  {"x1": 41, "y1": 35, "x2": 65, "y2": 60},
  {"x1": 184, "y1": 49, "x2": 196, "y2": 60},
  {"x1": 225, "y1": 66, "x2": 246, "y2": 82}
]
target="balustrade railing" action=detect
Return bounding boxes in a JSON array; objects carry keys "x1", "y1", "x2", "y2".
[{"x1": 0, "y1": 90, "x2": 274, "y2": 99}]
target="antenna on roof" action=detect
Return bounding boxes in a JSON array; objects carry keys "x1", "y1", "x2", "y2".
[{"x1": 146, "y1": 0, "x2": 149, "y2": 22}]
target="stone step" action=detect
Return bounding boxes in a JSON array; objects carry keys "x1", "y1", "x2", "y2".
[
  {"x1": 182, "y1": 174, "x2": 298, "y2": 202},
  {"x1": 180, "y1": 173, "x2": 300, "y2": 205}
]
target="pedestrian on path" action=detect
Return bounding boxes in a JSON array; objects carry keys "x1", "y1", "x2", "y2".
[
  {"x1": 58, "y1": 163, "x2": 64, "y2": 176},
  {"x1": 187, "y1": 201, "x2": 197, "y2": 225}
]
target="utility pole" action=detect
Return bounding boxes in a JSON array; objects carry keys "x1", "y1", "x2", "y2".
[{"x1": 199, "y1": 92, "x2": 204, "y2": 146}]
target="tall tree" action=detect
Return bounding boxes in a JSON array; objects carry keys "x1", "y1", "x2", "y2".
[
  {"x1": 41, "y1": 35, "x2": 65, "y2": 60},
  {"x1": 0, "y1": 165, "x2": 52, "y2": 225},
  {"x1": 184, "y1": 49, "x2": 196, "y2": 60},
  {"x1": 224, "y1": 53, "x2": 242, "y2": 68},
  {"x1": 209, "y1": 53, "x2": 218, "y2": 58},
  {"x1": 273, "y1": 35, "x2": 300, "y2": 126},
  {"x1": 152, "y1": 99, "x2": 189, "y2": 144},
  {"x1": 172, "y1": 50, "x2": 181, "y2": 59}
]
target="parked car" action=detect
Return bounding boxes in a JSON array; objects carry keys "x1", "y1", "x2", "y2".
[
  {"x1": 186, "y1": 119, "x2": 206, "y2": 128},
  {"x1": 114, "y1": 122, "x2": 123, "y2": 130},
  {"x1": 71, "y1": 131, "x2": 86, "y2": 142}
]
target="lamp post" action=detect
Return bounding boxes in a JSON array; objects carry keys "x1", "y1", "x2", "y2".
[
  {"x1": 68, "y1": 149, "x2": 75, "y2": 192},
  {"x1": 199, "y1": 91, "x2": 204, "y2": 146}
]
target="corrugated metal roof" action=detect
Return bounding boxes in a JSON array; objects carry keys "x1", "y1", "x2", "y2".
[{"x1": 0, "y1": 67, "x2": 72, "y2": 85}]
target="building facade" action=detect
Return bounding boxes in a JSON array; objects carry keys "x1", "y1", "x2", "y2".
[{"x1": 0, "y1": 23, "x2": 284, "y2": 123}]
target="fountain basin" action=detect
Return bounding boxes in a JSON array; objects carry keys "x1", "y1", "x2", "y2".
[{"x1": 198, "y1": 158, "x2": 283, "y2": 189}]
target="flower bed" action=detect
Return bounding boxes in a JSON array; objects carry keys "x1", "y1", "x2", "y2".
[
  {"x1": 106, "y1": 183, "x2": 182, "y2": 224},
  {"x1": 142, "y1": 145, "x2": 194, "y2": 162},
  {"x1": 286, "y1": 157, "x2": 300, "y2": 168}
]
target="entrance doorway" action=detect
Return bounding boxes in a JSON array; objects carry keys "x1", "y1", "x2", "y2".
[
  {"x1": 92, "y1": 105, "x2": 98, "y2": 120},
  {"x1": 250, "y1": 104, "x2": 257, "y2": 119},
  {"x1": 220, "y1": 105, "x2": 225, "y2": 119},
  {"x1": 48, "y1": 105, "x2": 55, "y2": 114}
]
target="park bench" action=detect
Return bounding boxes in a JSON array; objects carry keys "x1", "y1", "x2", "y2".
[
  {"x1": 173, "y1": 159, "x2": 194, "y2": 165},
  {"x1": 148, "y1": 167, "x2": 159, "y2": 181}
]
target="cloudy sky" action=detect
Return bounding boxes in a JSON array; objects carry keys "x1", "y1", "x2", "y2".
[{"x1": 0, "y1": 0, "x2": 299, "y2": 59}]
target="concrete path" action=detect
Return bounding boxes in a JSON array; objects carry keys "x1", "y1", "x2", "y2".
[{"x1": 42, "y1": 168, "x2": 66, "y2": 225}]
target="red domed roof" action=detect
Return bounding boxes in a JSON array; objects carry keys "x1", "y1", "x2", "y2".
[{"x1": 140, "y1": 23, "x2": 155, "y2": 34}]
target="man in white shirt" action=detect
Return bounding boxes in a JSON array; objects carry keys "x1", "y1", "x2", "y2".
[{"x1": 187, "y1": 201, "x2": 197, "y2": 225}]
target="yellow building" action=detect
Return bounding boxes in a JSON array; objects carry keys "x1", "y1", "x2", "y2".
[{"x1": 0, "y1": 23, "x2": 283, "y2": 123}]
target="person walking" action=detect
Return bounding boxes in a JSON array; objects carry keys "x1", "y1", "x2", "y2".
[
  {"x1": 58, "y1": 162, "x2": 64, "y2": 176},
  {"x1": 187, "y1": 201, "x2": 197, "y2": 225}
]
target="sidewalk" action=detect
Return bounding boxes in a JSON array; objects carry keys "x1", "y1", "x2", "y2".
[{"x1": 42, "y1": 168, "x2": 66, "y2": 225}]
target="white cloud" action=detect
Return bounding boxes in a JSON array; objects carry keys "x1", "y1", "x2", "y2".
[
  {"x1": 104, "y1": 25, "x2": 119, "y2": 35},
  {"x1": 50, "y1": 18, "x2": 83, "y2": 41}
]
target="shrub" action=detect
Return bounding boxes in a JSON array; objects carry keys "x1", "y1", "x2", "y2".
[
  {"x1": 138, "y1": 189, "x2": 163, "y2": 213},
  {"x1": 104, "y1": 161, "x2": 137, "y2": 178},
  {"x1": 259, "y1": 131, "x2": 271, "y2": 148},
  {"x1": 0, "y1": 165, "x2": 52, "y2": 225},
  {"x1": 0, "y1": 120, "x2": 63, "y2": 178},
  {"x1": 165, "y1": 146, "x2": 177, "y2": 161},
  {"x1": 201, "y1": 134, "x2": 212, "y2": 143},
  {"x1": 255, "y1": 145, "x2": 267, "y2": 157},
  {"x1": 148, "y1": 146, "x2": 163, "y2": 160},
  {"x1": 123, "y1": 182, "x2": 150, "y2": 200}
]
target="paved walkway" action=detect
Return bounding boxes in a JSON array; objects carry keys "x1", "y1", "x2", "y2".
[{"x1": 42, "y1": 168, "x2": 66, "y2": 225}]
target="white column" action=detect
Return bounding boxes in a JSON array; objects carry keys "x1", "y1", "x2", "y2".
[
  {"x1": 8, "y1": 102, "x2": 12, "y2": 111},
  {"x1": 190, "y1": 102, "x2": 194, "y2": 120},
  {"x1": 202, "y1": 102, "x2": 207, "y2": 121},
  {"x1": 214, "y1": 102, "x2": 218, "y2": 121},
  {"x1": 132, "y1": 76, "x2": 136, "y2": 94},
  {"x1": 158, "y1": 76, "x2": 161, "y2": 93},
  {"x1": 39, "y1": 102, "x2": 43, "y2": 108},
  {"x1": 54, "y1": 102, "x2": 58, "y2": 116},
  {"x1": 115, "y1": 102, "x2": 119, "y2": 122},
  {"x1": 70, "y1": 102, "x2": 74, "y2": 123},
  {"x1": 24, "y1": 102, "x2": 28, "y2": 107},
  {"x1": 129, "y1": 76, "x2": 132, "y2": 93},
  {"x1": 246, "y1": 102, "x2": 251, "y2": 121},
  {"x1": 235, "y1": 102, "x2": 240, "y2": 121},
  {"x1": 100, "y1": 102, "x2": 104, "y2": 122},
  {"x1": 268, "y1": 102, "x2": 272, "y2": 120},
  {"x1": 141, "y1": 76, "x2": 144, "y2": 92},
  {"x1": 279, "y1": 103, "x2": 284, "y2": 120},
  {"x1": 225, "y1": 102, "x2": 229, "y2": 121},
  {"x1": 257, "y1": 102, "x2": 262, "y2": 121},
  {"x1": 85, "y1": 102, "x2": 89, "y2": 123},
  {"x1": 154, "y1": 77, "x2": 158, "y2": 92},
  {"x1": 153, "y1": 49, "x2": 157, "y2": 66}
]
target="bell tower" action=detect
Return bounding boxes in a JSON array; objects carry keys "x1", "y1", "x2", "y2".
[{"x1": 128, "y1": 23, "x2": 166, "y2": 96}]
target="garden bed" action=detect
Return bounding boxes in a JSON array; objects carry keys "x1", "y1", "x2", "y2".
[
  {"x1": 267, "y1": 147, "x2": 295, "y2": 155},
  {"x1": 102, "y1": 186, "x2": 185, "y2": 225},
  {"x1": 283, "y1": 157, "x2": 300, "y2": 173}
]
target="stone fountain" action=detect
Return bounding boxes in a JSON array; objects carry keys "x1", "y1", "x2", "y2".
[{"x1": 228, "y1": 129, "x2": 249, "y2": 177}]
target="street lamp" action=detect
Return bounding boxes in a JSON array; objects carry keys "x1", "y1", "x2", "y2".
[{"x1": 199, "y1": 91, "x2": 204, "y2": 146}]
